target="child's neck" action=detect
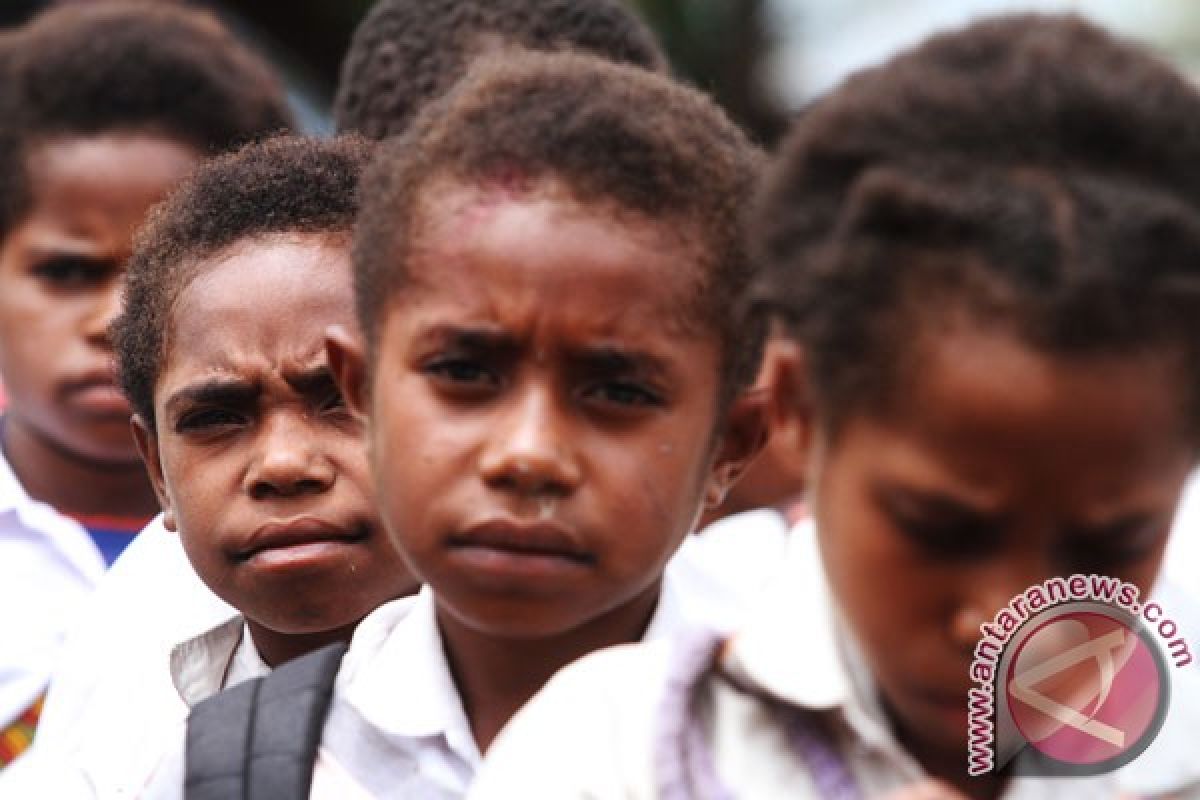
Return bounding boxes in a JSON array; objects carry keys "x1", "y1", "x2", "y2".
[
  {"x1": 437, "y1": 582, "x2": 663, "y2": 753},
  {"x1": 2, "y1": 417, "x2": 158, "y2": 518},
  {"x1": 246, "y1": 618, "x2": 359, "y2": 668}
]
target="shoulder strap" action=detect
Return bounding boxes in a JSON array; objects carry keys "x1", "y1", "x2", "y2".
[
  {"x1": 184, "y1": 641, "x2": 348, "y2": 800},
  {"x1": 654, "y1": 630, "x2": 861, "y2": 800},
  {"x1": 655, "y1": 629, "x2": 734, "y2": 800}
]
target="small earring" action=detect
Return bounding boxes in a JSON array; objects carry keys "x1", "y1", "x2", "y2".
[{"x1": 705, "y1": 482, "x2": 729, "y2": 508}]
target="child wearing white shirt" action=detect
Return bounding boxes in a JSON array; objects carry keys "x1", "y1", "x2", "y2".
[
  {"x1": 1, "y1": 136, "x2": 420, "y2": 798},
  {"x1": 140, "y1": 52, "x2": 769, "y2": 795},
  {"x1": 473, "y1": 14, "x2": 1200, "y2": 800},
  {"x1": 0, "y1": 3, "x2": 290, "y2": 765}
]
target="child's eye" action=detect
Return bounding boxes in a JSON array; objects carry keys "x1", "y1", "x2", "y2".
[
  {"x1": 32, "y1": 256, "x2": 111, "y2": 289},
  {"x1": 425, "y1": 358, "x2": 499, "y2": 388},
  {"x1": 175, "y1": 407, "x2": 246, "y2": 433},
  {"x1": 318, "y1": 389, "x2": 347, "y2": 413},
  {"x1": 1055, "y1": 521, "x2": 1163, "y2": 571},
  {"x1": 891, "y1": 515, "x2": 1003, "y2": 562},
  {"x1": 583, "y1": 381, "x2": 663, "y2": 409}
]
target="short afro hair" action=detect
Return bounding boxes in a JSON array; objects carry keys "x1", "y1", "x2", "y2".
[
  {"x1": 0, "y1": 0, "x2": 294, "y2": 239},
  {"x1": 334, "y1": 0, "x2": 666, "y2": 140},
  {"x1": 114, "y1": 135, "x2": 374, "y2": 429},
  {"x1": 354, "y1": 50, "x2": 764, "y2": 401},
  {"x1": 753, "y1": 14, "x2": 1200, "y2": 430}
]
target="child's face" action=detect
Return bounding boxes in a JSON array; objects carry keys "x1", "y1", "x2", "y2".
[
  {"x1": 806, "y1": 324, "x2": 1194, "y2": 760},
  {"x1": 335, "y1": 182, "x2": 763, "y2": 639},
  {"x1": 0, "y1": 133, "x2": 200, "y2": 464},
  {"x1": 135, "y1": 233, "x2": 415, "y2": 642}
]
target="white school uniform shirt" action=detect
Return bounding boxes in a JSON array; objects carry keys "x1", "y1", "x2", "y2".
[
  {"x1": 472, "y1": 525, "x2": 1200, "y2": 800},
  {"x1": 324, "y1": 556, "x2": 721, "y2": 799},
  {"x1": 0, "y1": 446, "x2": 107, "y2": 732},
  {"x1": 137, "y1": 525, "x2": 765, "y2": 800},
  {"x1": 1161, "y1": 471, "x2": 1200, "y2": 658},
  {"x1": 124, "y1": 615, "x2": 277, "y2": 800},
  {"x1": 1, "y1": 519, "x2": 238, "y2": 799}
]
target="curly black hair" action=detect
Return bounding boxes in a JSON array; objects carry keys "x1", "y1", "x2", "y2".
[
  {"x1": 113, "y1": 135, "x2": 374, "y2": 428},
  {"x1": 0, "y1": 1, "x2": 294, "y2": 239},
  {"x1": 753, "y1": 13, "x2": 1200, "y2": 430},
  {"x1": 334, "y1": 0, "x2": 666, "y2": 140},
  {"x1": 355, "y1": 50, "x2": 764, "y2": 401}
]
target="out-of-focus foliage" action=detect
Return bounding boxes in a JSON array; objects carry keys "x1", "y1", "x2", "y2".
[
  {"x1": 3, "y1": 0, "x2": 786, "y2": 144},
  {"x1": 630, "y1": 0, "x2": 787, "y2": 144}
]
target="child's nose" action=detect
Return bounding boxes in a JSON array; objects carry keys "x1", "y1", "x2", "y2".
[
  {"x1": 84, "y1": 279, "x2": 124, "y2": 347},
  {"x1": 245, "y1": 413, "x2": 335, "y2": 500},
  {"x1": 479, "y1": 385, "x2": 581, "y2": 497},
  {"x1": 950, "y1": 558, "x2": 1049, "y2": 649}
]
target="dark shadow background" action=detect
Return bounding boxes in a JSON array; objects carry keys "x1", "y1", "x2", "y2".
[{"x1": 0, "y1": 0, "x2": 787, "y2": 145}]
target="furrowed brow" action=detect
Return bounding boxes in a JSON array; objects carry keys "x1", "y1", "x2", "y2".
[
  {"x1": 419, "y1": 325, "x2": 520, "y2": 355},
  {"x1": 573, "y1": 345, "x2": 670, "y2": 378},
  {"x1": 164, "y1": 379, "x2": 258, "y2": 417},
  {"x1": 285, "y1": 365, "x2": 339, "y2": 396}
]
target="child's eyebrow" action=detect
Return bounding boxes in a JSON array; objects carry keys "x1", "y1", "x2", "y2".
[
  {"x1": 417, "y1": 325, "x2": 520, "y2": 354},
  {"x1": 875, "y1": 481, "x2": 1006, "y2": 525},
  {"x1": 1063, "y1": 512, "x2": 1161, "y2": 541},
  {"x1": 25, "y1": 244, "x2": 115, "y2": 267},
  {"x1": 570, "y1": 345, "x2": 671, "y2": 378},
  {"x1": 284, "y1": 365, "x2": 339, "y2": 395},
  {"x1": 164, "y1": 379, "x2": 258, "y2": 416}
]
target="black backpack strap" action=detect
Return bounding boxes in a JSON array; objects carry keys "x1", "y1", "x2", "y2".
[{"x1": 184, "y1": 640, "x2": 348, "y2": 800}]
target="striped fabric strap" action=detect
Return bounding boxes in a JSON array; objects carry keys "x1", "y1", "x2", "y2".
[
  {"x1": 0, "y1": 694, "x2": 44, "y2": 767},
  {"x1": 656, "y1": 628, "x2": 861, "y2": 800}
]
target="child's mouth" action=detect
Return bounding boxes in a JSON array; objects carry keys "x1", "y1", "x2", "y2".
[
  {"x1": 446, "y1": 517, "x2": 595, "y2": 581},
  {"x1": 65, "y1": 375, "x2": 131, "y2": 417},
  {"x1": 233, "y1": 517, "x2": 370, "y2": 570}
]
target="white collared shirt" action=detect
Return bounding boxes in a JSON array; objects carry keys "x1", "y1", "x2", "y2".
[
  {"x1": 135, "y1": 514, "x2": 789, "y2": 800},
  {"x1": 314, "y1": 560, "x2": 708, "y2": 800},
  {"x1": 0, "y1": 447, "x2": 107, "y2": 731},
  {"x1": 472, "y1": 524, "x2": 1200, "y2": 799},
  {"x1": 3, "y1": 519, "x2": 239, "y2": 799}
]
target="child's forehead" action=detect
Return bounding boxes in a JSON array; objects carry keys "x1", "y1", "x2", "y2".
[
  {"x1": 415, "y1": 176, "x2": 701, "y2": 263},
  {"x1": 832, "y1": 324, "x2": 1193, "y2": 506},
  {"x1": 395, "y1": 180, "x2": 709, "y2": 341},
  {"x1": 168, "y1": 233, "x2": 353, "y2": 352},
  {"x1": 179, "y1": 232, "x2": 351, "y2": 300}
]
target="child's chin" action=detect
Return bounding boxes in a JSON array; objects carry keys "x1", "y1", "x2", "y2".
[
  {"x1": 60, "y1": 426, "x2": 144, "y2": 467},
  {"x1": 440, "y1": 592, "x2": 599, "y2": 640}
]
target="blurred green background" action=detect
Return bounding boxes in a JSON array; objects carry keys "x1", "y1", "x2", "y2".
[
  {"x1": 5, "y1": 0, "x2": 1200, "y2": 148},
  {"x1": 0, "y1": 0, "x2": 787, "y2": 144}
]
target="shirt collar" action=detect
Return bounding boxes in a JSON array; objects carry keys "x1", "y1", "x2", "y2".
[
  {"x1": 721, "y1": 523, "x2": 926, "y2": 767},
  {"x1": 340, "y1": 588, "x2": 480, "y2": 763},
  {"x1": 339, "y1": 568, "x2": 696, "y2": 762},
  {"x1": 721, "y1": 522, "x2": 1195, "y2": 798},
  {"x1": 721, "y1": 521, "x2": 851, "y2": 710},
  {"x1": 0, "y1": 446, "x2": 111, "y2": 582},
  {"x1": 169, "y1": 614, "x2": 247, "y2": 708},
  {"x1": 0, "y1": 444, "x2": 28, "y2": 515}
]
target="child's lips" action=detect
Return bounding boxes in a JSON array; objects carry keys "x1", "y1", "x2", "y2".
[
  {"x1": 450, "y1": 517, "x2": 594, "y2": 561},
  {"x1": 64, "y1": 374, "x2": 130, "y2": 417},
  {"x1": 234, "y1": 517, "x2": 369, "y2": 570},
  {"x1": 446, "y1": 517, "x2": 595, "y2": 581}
]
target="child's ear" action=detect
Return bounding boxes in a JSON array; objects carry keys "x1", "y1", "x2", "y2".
[
  {"x1": 703, "y1": 387, "x2": 770, "y2": 509},
  {"x1": 130, "y1": 414, "x2": 175, "y2": 532},
  {"x1": 326, "y1": 324, "x2": 369, "y2": 418},
  {"x1": 761, "y1": 338, "x2": 815, "y2": 475}
]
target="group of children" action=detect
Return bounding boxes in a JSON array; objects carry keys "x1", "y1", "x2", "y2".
[{"x1": 1, "y1": 2, "x2": 1199, "y2": 799}]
